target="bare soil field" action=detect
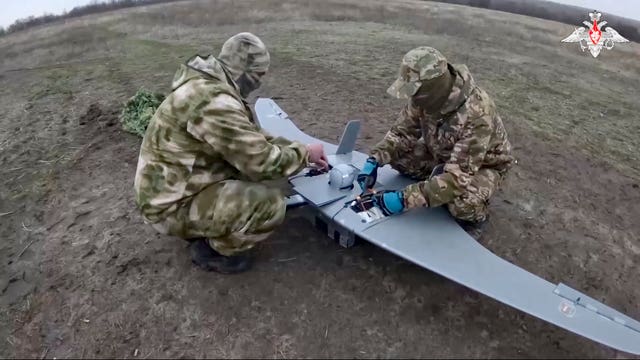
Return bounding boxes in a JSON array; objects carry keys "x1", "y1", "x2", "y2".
[{"x1": 1, "y1": 0, "x2": 639, "y2": 358}]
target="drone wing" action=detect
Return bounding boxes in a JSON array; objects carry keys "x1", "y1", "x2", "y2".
[{"x1": 255, "y1": 97, "x2": 640, "y2": 355}]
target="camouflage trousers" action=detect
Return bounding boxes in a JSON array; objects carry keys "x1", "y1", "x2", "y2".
[
  {"x1": 149, "y1": 180, "x2": 286, "y2": 256},
  {"x1": 390, "y1": 139, "x2": 502, "y2": 223}
]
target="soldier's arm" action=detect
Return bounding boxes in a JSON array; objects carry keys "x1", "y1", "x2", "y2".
[
  {"x1": 187, "y1": 94, "x2": 310, "y2": 181},
  {"x1": 260, "y1": 128, "x2": 295, "y2": 147},
  {"x1": 370, "y1": 102, "x2": 422, "y2": 165},
  {"x1": 403, "y1": 113, "x2": 493, "y2": 208}
]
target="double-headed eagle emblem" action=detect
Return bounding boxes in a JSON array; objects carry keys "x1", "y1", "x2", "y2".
[{"x1": 561, "y1": 11, "x2": 629, "y2": 58}]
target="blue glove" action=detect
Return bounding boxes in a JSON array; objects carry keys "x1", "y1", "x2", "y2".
[
  {"x1": 360, "y1": 190, "x2": 405, "y2": 216},
  {"x1": 357, "y1": 157, "x2": 379, "y2": 191},
  {"x1": 376, "y1": 190, "x2": 405, "y2": 215}
]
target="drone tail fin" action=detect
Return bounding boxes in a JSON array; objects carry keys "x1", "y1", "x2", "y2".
[{"x1": 335, "y1": 120, "x2": 361, "y2": 155}]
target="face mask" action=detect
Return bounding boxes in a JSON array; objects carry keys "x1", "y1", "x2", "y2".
[
  {"x1": 236, "y1": 72, "x2": 262, "y2": 98},
  {"x1": 411, "y1": 70, "x2": 454, "y2": 114}
]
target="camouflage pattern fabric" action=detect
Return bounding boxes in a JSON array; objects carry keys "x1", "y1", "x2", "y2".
[
  {"x1": 133, "y1": 46, "x2": 309, "y2": 255},
  {"x1": 387, "y1": 142, "x2": 504, "y2": 222},
  {"x1": 148, "y1": 180, "x2": 286, "y2": 256},
  {"x1": 386, "y1": 46, "x2": 448, "y2": 99},
  {"x1": 384, "y1": 138, "x2": 438, "y2": 180},
  {"x1": 218, "y1": 32, "x2": 270, "y2": 79},
  {"x1": 371, "y1": 63, "x2": 514, "y2": 222},
  {"x1": 446, "y1": 168, "x2": 502, "y2": 222}
]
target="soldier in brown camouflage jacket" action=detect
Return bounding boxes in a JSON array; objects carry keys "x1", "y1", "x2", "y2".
[
  {"x1": 133, "y1": 33, "x2": 328, "y2": 274},
  {"x1": 357, "y1": 47, "x2": 514, "y2": 231}
]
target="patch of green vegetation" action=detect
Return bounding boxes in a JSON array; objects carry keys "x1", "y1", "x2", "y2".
[{"x1": 119, "y1": 88, "x2": 165, "y2": 137}]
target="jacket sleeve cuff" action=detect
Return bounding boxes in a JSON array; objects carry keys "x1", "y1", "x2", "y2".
[{"x1": 402, "y1": 183, "x2": 429, "y2": 209}]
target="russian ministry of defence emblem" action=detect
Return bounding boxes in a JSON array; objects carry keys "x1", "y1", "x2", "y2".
[{"x1": 561, "y1": 10, "x2": 629, "y2": 58}]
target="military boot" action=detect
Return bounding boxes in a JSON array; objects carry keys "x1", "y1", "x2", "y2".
[
  {"x1": 456, "y1": 217, "x2": 489, "y2": 239},
  {"x1": 189, "y1": 239, "x2": 252, "y2": 274}
]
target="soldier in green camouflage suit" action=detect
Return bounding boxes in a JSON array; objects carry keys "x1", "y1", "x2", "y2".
[
  {"x1": 357, "y1": 47, "x2": 514, "y2": 230},
  {"x1": 134, "y1": 33, "x2": 328, "y2": 273}
]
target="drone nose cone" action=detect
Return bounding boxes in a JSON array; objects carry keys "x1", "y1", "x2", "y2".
[{"x1": 329, "y1": 163, "x2": 358, "y2": 190}]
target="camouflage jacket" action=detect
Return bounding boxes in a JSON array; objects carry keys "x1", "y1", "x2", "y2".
[
  {"x1": 134, "y1": 55, "x2": 310, "y2": 223},
  {"x1": 371, "y1": 64, "x2": 514, "y2": 208}
]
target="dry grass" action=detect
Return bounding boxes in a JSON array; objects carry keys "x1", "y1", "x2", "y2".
[
  {"x1": 89, "y1": 0, "x2": 640, "y2": 177},
  {"x1": 1, "y1": 1, "x2": 640, "y2": 358}
]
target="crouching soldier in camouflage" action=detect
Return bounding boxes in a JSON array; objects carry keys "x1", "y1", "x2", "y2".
[
  {"x1": 357, "y1": 47, "x2": 514, "y2": 234},
  {"x1": 134, "y1": 32, "x2": 328, "y2": 274}
]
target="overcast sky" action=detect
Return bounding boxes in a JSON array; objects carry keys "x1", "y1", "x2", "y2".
[
  {"x1": 1, "y1": 0, "x2": 639, "y2": 28},
  {"x1": 1, "y1": 0, "x2": 92, "y2": 28}
]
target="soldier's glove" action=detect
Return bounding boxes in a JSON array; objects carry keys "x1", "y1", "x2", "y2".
[
  {"x1": 360, "y1": 190, "x2": 405, "y2": 216},
  {"x1": 357, "y1": 157, "x2": 379, "y2": 191}
]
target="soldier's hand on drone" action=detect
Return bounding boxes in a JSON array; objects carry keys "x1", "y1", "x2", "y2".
[
  {"x1": 357, "y1": 156, "x2": 379, "y2": 191},
  {"x1": 306, "y1": 143, "x2": 329, "y2": 170},
  {"x1": 358, "y1": 189, "x2": 405, "y2": 216}
]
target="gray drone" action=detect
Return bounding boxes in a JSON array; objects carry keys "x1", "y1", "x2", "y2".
[{"x1": 254, "y1": 97, "x2": 640, "y2": 355}]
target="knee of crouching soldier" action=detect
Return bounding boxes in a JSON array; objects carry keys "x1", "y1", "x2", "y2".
[
  {"x1": 270, "y1": 196, "x2": 287, "y2": 219},
  {"x1": 254, "y1": 191, "x2": 287, "y2": 221},
  {"x1": 447, "y1": 195, "x2": 487, "y2": 223}
]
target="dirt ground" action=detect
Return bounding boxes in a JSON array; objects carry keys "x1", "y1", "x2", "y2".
[{"x1": 1, "y1": 0, "x2": 640, "y2": 358}]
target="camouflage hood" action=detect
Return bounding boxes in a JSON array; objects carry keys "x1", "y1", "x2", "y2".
[
  {"x1": 437, "y1": 63, "x2": 476, "y2": 115},
  {"x1": 171, "y1": 54, "x2": 239, "y2": 93}
]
